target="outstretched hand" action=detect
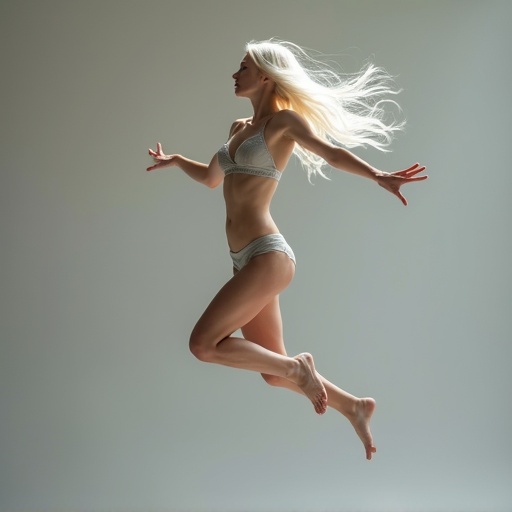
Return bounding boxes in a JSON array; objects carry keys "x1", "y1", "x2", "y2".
[
  {"x1": 376, "y1": 163, "x2": 428, "y2": 206},
  {"x1": 147, "y1": 143, "x2": 178, "y2": 171}
]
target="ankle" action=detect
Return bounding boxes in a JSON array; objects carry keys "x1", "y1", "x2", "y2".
[
  {"x1": 337, "y1": 397, "x2": 359, "y2": 419},
  {"x1": 285, "y1": 358, "x2": 301, "y2": 382}
]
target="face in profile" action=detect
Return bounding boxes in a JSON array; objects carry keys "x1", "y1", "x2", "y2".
[{"x1": 232, "y1": 54, "x2": 267, "y2": 97}]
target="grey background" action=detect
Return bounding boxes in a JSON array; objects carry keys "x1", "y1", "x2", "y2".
[{"x1": 1, "y1": 1, "x2": 511, "y2": 511}]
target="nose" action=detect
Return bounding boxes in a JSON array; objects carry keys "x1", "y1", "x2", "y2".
[{"x1": 232, "y1": 70, "x2": 239, "y2": 80}]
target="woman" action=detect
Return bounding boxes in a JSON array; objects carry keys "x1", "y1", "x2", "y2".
[{"x1": 147, "y1": 40, "x2": 427, "y2": 460}]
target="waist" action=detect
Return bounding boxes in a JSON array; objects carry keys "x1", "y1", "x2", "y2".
[{"x1": 226, "y1": 216, "x2": 279, "y2": 253}]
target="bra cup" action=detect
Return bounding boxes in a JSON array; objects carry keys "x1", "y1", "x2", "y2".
[
  {"x1": 234, "y1": 132, "x2": 276, "y2": 169},
  {"x1": 217, "y1": 123, "x2": 282, "y2": 181}
]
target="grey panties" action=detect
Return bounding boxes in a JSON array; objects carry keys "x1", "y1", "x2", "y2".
[{"x1": 229, "y1": 233, "x2": 296, "y2": 271}]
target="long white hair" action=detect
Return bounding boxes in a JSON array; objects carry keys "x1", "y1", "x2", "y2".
[{"x1": 245, "y1": 39, "x2": 405, "y2": 180}]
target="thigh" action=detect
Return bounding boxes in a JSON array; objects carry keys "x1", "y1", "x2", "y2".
[
  {"x1": 241, "y1": 296, "x2": 288, "y2": 356},
  {"x1": 192, "y1": 251, "x2": 295, "y2": 345}
]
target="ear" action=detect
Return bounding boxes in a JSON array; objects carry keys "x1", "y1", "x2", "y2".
[{"x1": 261, "y1": 75, "x2": 273, "y2": 86}]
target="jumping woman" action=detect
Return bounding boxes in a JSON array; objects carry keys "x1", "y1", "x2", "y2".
[{"x1": 147, "y1": 39, "x2": 427, "y2": 460}]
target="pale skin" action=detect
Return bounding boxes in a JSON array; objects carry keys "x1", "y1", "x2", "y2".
[{"x1": 147, "y1": 54, "x2": 427, "y2": 460}]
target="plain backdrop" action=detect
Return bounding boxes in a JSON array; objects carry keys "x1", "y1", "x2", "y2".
[{"x1": 1, "y1": 1, "x2": 511, "y2": 511}]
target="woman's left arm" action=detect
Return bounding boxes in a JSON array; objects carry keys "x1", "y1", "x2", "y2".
[{"x1": 281, "y1": 110, "x2": 427, "y2": 206}]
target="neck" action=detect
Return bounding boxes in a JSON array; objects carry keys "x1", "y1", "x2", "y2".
[{"x1": 248, "y1": 91, "x2": 279, "y2": 124}]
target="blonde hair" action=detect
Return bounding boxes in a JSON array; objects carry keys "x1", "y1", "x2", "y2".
[{"x1": 245, "y1": 39, "x2": 405, "y2": 180}]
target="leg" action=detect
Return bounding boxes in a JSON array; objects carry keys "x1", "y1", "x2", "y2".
[
  {"x1": 241, "y1": 297, "x2": 377, "y2": 460},
  {"x1": 189, "y1": 251, "x2": 327, "y2": 414}
]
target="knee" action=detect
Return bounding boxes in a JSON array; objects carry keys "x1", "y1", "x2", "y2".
[
  {"x1": 261, "y1": 373, "x2": 283, "y2": 387},
  {"x1": 189, "y1": 330, "x2": 215, "y2": 362}
]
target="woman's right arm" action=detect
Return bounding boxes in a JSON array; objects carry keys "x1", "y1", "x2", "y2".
[{"x1": 147, "y1": 142, "x2": 224, "y2": 189}]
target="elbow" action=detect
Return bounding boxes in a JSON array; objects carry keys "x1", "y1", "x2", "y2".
[
  {"x1": 318, "y1": 145, "x2": 342, "y2": 170},
  {"x1": 204, "y1": 176, "x2": 223, "y2": 189},
  {"x1": 207, "y1": 170, "x2": 225, "y2": 188}
]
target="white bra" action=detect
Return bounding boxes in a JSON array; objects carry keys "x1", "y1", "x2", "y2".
[{"x1": 217, "y1": 120, "x2": 282, "y2": 181}]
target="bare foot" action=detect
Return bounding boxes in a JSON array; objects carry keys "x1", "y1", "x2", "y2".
[
  {"x1": 348, "y1": 397, "x2": 377, "y2": 460},
  {"x1": 292, "y1": 353, "x2": 327, "y2": 415}
]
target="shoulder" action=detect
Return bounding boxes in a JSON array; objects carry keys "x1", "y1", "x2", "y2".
[
  {"x1": 228, "y1": 117, "x2": 250, "y2": 138},
  {"x1": 274, "y1": 110, "x2": 332, "y2": 157},
  {"x1": 273, "y1": 110, "x2": 310, "y2": 133},
  {"x1": 272, "y1": 110, "x2": 313, "y2": 140},
  {"x1": 273, "y1": 109, "x2": 303, "y2": 125}
]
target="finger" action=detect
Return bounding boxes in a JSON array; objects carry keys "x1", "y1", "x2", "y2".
[
  {"x1": 405, "y1": 166, "x2": 426, "y2": 176},
  {"x1": 366, "y1": 445, "x2": 377, "y2": 461},
  {"x1": 407, "y1": 175, "x2": 428, "y2": 182},
  {"x1": 397, "y1": 190, "x2": 407, "y2": 206},
  {"x1": 395, "y1": 169, "x2": 427, "y2": 180},
  {"x1": 395, "y1": 165, "x2": 425, "y2": 177},
  {"x1": 403, "y1": 163, "x2": 420, "y2": 173},
  {"x1": 157, "y1": 142, "x2": 163, "y2": 154},
  {"x1": 147, "y1": 161, "x2": 164, "y2": 171}
]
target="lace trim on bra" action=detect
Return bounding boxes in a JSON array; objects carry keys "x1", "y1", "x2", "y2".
[{"x1": 223, "y1": 162, "x2": 282, "y2": 181}]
